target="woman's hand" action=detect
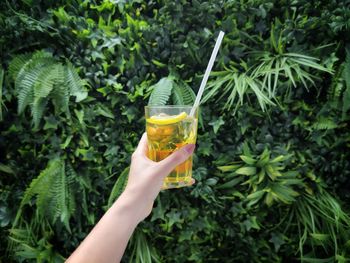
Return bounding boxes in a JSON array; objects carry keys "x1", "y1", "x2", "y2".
[{"x1": 120, "y1": 132, "x2": 195, "y2": 223}]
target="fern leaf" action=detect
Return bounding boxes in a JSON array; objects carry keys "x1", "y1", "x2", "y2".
[
  {"x1": 65, "y1": 62, "x2": 87, "y2": 102},
  {"x1": 13, "y1": 158, "x2": 75, "y2": 232},
  {"x1": 65, "y1": 163, "x2": 77, "y2": 217},
  {"x1": 172, "y1": 80, "x2": 195, "y2": 105},
  {"x1": 15, "y1": 51, "x2": 53, "y2": 98},
  {"x1": 148, "y1": 77, "x2": 174, "y2": 106},
  {"x1": 171, "y1": 84, "x2": 184, "y2": 105},
  {"x1": 13, "y1": 158, "x2": 61, "y2": 227},
  {"x1": 328, "y1": 65, "x2": 344, "y2": 101},
  {"x1": 312, "y1": 118, "x2": 338, "y2": 130},
  {"x1": 31, "y1": 64, "x2": 62, "y2": 128},
  {"x1": 180, "y1": 81, "x2": 196, "y2": 105},
  {"x1": 31, "y1": 97, "x2": 48, "y2": 129},
  {"x1": 16, "y1": 57, "x2": 55, "y2": 114},
  {"x1": 16, "y1": 63, "x2": 37, "y2": 114},
  {"x1": 107, "y1": 167, "x2": 129, "y2": 208},
  {"x1": 51, "y1": 64, "x2": 69, "y2": 114},
  {"x1": 35, "y1": 159, "x2": 63, "y2": 214},
  {"x1": 11, "y1": 50, "x2": 86, "y2": 125},
  {"x1": 33, "y1": 64, "x2": 58, "y2": 98},
  {"x1": 31, "y1": 50, "x2": 53, "y2": 60},
  {"x1": 52, "y1": 161, "x2": 73, "y2": 232},
  {"x1": 8, "y1": 53, "x2": 33, "y2": 80}
]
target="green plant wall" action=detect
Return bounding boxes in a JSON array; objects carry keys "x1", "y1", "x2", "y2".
[{"x1": 1, "y1": 0, "x2": 350, "y2": 262}]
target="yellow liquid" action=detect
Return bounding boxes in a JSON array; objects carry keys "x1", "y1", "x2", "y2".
[{"x1": 146, "y1": 115, "x2": 197, "y2": 189}]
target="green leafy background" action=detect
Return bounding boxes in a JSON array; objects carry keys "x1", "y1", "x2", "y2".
[{"x1": 1, "y1": 0, "x2": 350, "y2": 262}]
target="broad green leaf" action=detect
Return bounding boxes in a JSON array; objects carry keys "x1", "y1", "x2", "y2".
[
  {"x1": 257, "y1": 148, "x2": 270, "y2": 167},
  {"x1": 242, "y1": 216, "x2": 260, "y2": 231},
  {"x1": 266, "y1": 164, "x2": 282, "y2": 180},
  {"x1": 265, "y1": 192, "x2": 274, "y2": 206},
  {"x1": 152, "y1": 59, "x2": 166, "y2": 68},
  {"x1": 216, "y1": 177, "x2": 243, "y2": 190},
  {"x1": 270, "y1": 184, "x2": 299, "y2": 204},
  {"x1": 74, "y1": 109, "x2": 84, "y2": 125},
  {"x1": 247, "y1": 190, "x2": 265, "y2": 200},
  {"x1": 96, "y1": 105, "x2": 114, "y2": 119},
  {"x1": 206, "y1": 178, "x2": 218, "y2": 186},
  {"x1": 235, "y1": 166, "x2": 257, "y2": 176},
  {"x1": 269, "y1": 232, "x2": 285, "y2": 252},
  {"x1": 310, "y1": 233, "x2": 329, "y2": 241},
  {"x1": 239, "y1": 155, "x2": 256, "y2": 165},
  {"x1": 208, "y1": 116, "x2": 225, "y2": 134},
  {"x1": 270, "y1": 155, "x2": 290, "y2": 163},
  {"x1": 217, "y1": 164, "x2": 241, "y2": 172},
  {"x1": 257, "y1": 170, "x2": 265, "y2": 184},
  {"x1": 0, "y1": 163, "x2": 15, "y2": 174},
  {"x1": 60, "y1": 135, "x2": 73, "y2": 149}
]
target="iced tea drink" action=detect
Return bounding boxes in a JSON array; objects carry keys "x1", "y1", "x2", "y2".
[{"x1": 145, "y1": 106, "x2": 198, "y2": 189}]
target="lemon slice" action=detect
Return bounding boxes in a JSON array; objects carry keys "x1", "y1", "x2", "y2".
[{"x1": 147, "y1": 112, "x2": 187, "y2": 125}]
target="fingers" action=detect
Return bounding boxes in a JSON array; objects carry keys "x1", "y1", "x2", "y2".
[
  {"x1": 190, "y1": 178, "x2": 196, "y2": 185},
  {"x1": 134, "y1": 133, "x2": 148, "y2": 157},
  {"x1": 157, "y1": 144, "x2": 195, "y2": 176}
]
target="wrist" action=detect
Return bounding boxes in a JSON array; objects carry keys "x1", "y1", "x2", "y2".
[{"x1": 111, "y1": 191, "x2": 145, "y2": 225}]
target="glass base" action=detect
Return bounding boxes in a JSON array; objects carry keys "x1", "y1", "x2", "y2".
[{"x1": 162, "y1": 177, "x2": 193, "y2": 190}]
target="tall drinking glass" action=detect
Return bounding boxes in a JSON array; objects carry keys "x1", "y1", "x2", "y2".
[{"x1": 145, "y1": 106, "x2": 198, "y2": 189}]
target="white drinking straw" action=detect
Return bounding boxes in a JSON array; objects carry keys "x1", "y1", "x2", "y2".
[{"x1": 190, "y1": 31, "x2": 225, "y2": 117}]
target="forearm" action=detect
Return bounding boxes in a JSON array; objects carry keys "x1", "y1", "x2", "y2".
[{"x1": 66, "y1": 193, "x2": 140, "y2": 263}]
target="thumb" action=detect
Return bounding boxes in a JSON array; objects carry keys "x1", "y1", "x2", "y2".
[{"x1": 157, "y1": 144, "x2": 195, "y2": 176}]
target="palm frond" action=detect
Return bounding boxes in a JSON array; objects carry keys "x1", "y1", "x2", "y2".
[
  {"x1": 204, "y1": 69, "x2": 275, "y2": 112},
  {"x1": 202, "y1": 71, "x2": 231, "y2": 104},
  {"x1": 246, "y1": 75, "x2": 274, "y2": 111},
  {"x1": 129, "y1": 228, "x2": 162, "y2": 263},
  {"x1": 148, "y1": 77, "x2": 174, "y2": 106},
  {"x1": 292, "y1": 190, "x2": 350, "y2": 258}
]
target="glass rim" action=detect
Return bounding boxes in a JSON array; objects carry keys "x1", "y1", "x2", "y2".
[{"x1": 145, "y1": 105, "x2": 197, "y2": 109}]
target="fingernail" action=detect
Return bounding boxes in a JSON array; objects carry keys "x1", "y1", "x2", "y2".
[{"x1": 184, "y1": 144, "x2": 195, "y2": 154}]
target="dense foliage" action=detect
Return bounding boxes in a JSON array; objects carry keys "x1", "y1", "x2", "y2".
[{"x1": 1, "y1": 0, "x2": 350, "y2": 262}]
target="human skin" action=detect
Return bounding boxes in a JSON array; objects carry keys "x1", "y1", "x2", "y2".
[{"x1": 66, "y1": 133, "x2": 195, "y2": 263}]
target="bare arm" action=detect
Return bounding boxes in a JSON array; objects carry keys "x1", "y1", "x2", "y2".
[{"x1": 66, "y1": 133, "x2": 195, "y2": 263}]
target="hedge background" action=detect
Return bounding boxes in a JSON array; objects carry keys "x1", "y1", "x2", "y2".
[{"x1": 1, "y1": 0, "x2": 350, "y2": 262}]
